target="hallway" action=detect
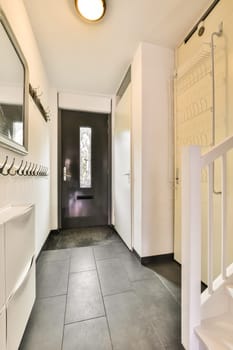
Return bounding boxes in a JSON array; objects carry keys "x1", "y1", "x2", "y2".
[{"x1": 20, "y1": 231, "x2": 182, "y2": 350}]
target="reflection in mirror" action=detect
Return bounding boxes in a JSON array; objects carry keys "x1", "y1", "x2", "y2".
[{"x1": 0, "y1": 10, "x2": 28, "y2": 154}]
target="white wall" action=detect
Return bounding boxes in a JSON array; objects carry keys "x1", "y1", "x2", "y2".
[
  {"x1": 0, "y1": 85, "x2": 23, "y2": 104},
  {"x1": 59, "y1": 92, "x2": 111, "y2": 114},
  {"x1": 132, "y1": 42, "x2": 174, "y2": 257},
  {"x1": 0, "y1": 0, "x2": 51, "y2": 255}
]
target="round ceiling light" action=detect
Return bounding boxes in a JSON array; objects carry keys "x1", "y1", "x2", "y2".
[{"x1": 75, "y1": 0, "x2": 106, "y2": 22}]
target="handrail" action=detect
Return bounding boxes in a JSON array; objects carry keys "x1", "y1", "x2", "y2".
[
  {"x1": 201, "y1": 134, "x2": 233, "y2": 167},
  {"x1": 210, "y1": 22, "x2": 223, "y2": 195}
]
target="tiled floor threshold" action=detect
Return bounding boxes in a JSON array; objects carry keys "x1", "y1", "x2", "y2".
[{"x1": 20, "y1": 240, "x2": 183, "y2": 350}]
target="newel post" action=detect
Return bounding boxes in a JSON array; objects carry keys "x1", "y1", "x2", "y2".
[{"x1": 181, "y1": 146, "x2": 202, "y2": 350}]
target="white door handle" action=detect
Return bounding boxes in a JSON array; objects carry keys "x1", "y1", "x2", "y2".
[{"x1": 123, "y1": 173, "x2": 131, "y2": 184}]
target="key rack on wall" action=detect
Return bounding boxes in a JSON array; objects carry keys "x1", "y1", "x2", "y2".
[
  {"x1": 29, "y1": 84, "x2": 51, "y2": 122},
  {"x1": 0, "y1": 154, "x2": 49, "y2": 176}
]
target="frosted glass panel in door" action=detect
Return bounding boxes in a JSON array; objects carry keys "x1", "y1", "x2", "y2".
[
  {"x1": 114, "y1": 83, "x2": 131, "y2": 249},
  {"x1": 80, "y1": 127, "x2": 92, "y2": 188}
]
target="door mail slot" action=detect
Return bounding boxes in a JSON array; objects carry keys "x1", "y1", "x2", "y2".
[{"x1": 77, "y1": 195, "x2": 94, "y2": 200}]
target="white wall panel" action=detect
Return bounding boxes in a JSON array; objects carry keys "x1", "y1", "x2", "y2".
[{"x1": 0, "y1": 225, "x2": 4, "y2": 309}]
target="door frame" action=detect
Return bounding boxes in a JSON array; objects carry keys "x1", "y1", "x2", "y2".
[{"x1": 58, "y1": 108, "x2": 112, "y2": 229}]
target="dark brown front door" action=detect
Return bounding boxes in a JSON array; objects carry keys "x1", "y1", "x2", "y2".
[{"x1": 59, "y1": 109, "x2": 110, "y2": 228}]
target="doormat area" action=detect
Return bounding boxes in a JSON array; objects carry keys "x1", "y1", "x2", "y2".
[{"x1": 43, "y1": 226, "x2": 120, "y2": 250}]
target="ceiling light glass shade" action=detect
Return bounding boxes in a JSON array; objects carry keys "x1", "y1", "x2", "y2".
[{"x1": 75, "y1": 0, "x2": 106, "y2": 22}]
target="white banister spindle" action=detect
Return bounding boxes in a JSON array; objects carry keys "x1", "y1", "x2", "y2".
[
  {"x1": 182, "y1": 146, "x2": 201, "y2": 350},
  {"x1": 182, "y1": 136, "x2": 233, "y2": 350},
  {"x1": 207, "y1": 163, "x2": 214, "y2": 294},
  {"x1": 221, "y1": 154, "x2": 227, "y2": 279}
]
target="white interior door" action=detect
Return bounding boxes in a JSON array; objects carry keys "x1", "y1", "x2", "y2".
[{"x1": 114, "y1": 83, "x2": 132, "y2": 249}]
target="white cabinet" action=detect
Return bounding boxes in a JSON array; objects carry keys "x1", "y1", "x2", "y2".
[
  {"x1": 0, "y1": 224, "x2": 6, "y2": 350},
  {"x1": 0, "y1": 307, "x2": 6, "y2": 350},
  {"x1": 0, "y1": 205, "x2": 35, "y2": 350},
  {"x1": 0, "y1": 224, "x2": 5, "y2": 311},
  {"x1": 5, "y1": 207, "x2": 34, "y2": 300},
  {"x1": 7, "y1": 262, "x2": 35, "y2": 350}
]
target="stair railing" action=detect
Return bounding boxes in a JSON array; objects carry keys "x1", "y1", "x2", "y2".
[{"x1": 181, "y1": 135, "x2": 233, "y2": 350}]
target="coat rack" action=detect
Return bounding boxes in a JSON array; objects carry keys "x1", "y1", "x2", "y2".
[
  {"x1": 0, "y1": 155, "x2": 49, "y2": 177},
  {"x1": 29, "y1": 84, "x2": 51, "y2": 122}
]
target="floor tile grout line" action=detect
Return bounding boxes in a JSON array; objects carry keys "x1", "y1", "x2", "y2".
[
  {"x1": 93, "y1": 247, "x2": 114, "y2": 350},
  {"x1": 69, "y1": 268, "x2": 97, "y2": 275},
  {"x1": 64, "y1": 314, "x2": 106, "y2": 326},
  {"x1": 61, "y1": 255, "x2": 71, "y2": 350},
  {"x1": 95, "y1": 254, "x2": 129, "y2": 262},
  {"x1": 38, "y1": 258, "x2": 71, "y2": 264},
  {"x1": 103, "y1": 288, "x2": 134, "y2": 298},
  {"x1": 36, "y1": 292, "x2": 68, "y2": 300}
]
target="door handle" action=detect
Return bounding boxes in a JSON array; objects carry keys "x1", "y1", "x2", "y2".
[{"x1": 123, "y1": 173, "x2": 130, "y2": 183}]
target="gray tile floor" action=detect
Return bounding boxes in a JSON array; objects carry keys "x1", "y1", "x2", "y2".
[{"x1": 20, "y1": 240, "x2": 183, "y2": 350}]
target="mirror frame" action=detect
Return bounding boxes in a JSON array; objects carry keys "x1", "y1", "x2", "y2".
[{"x1": 0, "y1": 8, "x2": 29, "y2": 155}]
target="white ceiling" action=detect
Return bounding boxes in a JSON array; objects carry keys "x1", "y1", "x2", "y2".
[{"x1": 23, "y1": 0, "x2": 212, "y2": 95}]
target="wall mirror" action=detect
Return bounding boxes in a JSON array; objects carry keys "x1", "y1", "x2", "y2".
[{"x1": 0, "y1": 9, "x2": 29, "y2": 154}]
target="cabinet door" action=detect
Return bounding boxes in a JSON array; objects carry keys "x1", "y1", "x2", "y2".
[
  {"x1": 5, "y1": 207, "x2": 34, "y2": 299},
  {"x1": 7, "y1": 261, "x2": 35, "y2": 350},
  {"x1": 0, "y1": 224, "x2": 5, "y2": 309},
  {"x1": 0, "y1": 307, "x2": 6, "y2": 350}
]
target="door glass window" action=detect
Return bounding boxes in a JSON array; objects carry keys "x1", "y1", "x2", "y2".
[{"x1": 80, "y1": 127, "x2": 92, "y2": 188}]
